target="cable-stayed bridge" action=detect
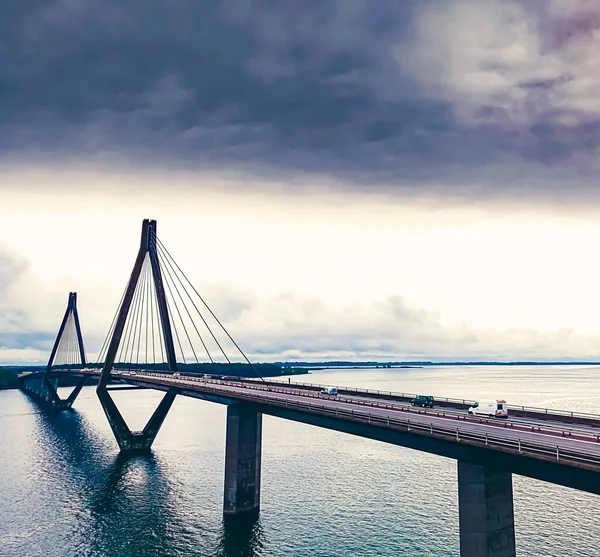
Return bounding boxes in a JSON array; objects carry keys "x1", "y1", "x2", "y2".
[{"x1": 19, "y1": 219, "x2": 600, "y2": 557}]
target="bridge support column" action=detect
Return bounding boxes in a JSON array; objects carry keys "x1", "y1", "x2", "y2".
[
  {"x1": 458, "y1": 461, "x2": 516, "y2": 557},
  {"x1": 223, "y1": 405, "x2": 262, "y2": 515},
  {"x1": 98, "y1": 388, "x2": 177, "y2": 453},
  {"x1": 48, "y1": 376, "x2": 88, "y2": 411},
  {"x1": 48, "y1": 377, "x2": 59, "y2": 403}
]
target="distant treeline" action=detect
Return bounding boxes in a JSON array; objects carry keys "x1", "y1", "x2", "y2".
[
  {"x1": 277, "y1": 361, "x2": 425, "y2": 367},
  {"x1": 276, "y1": 361, "x2": 600, "y2": 367},
  {"x1": 85, "y1": 362, "x2": 309, "y2": 377},
  {"x1": 5, "y1": 362, "x2": 310, "y2": 383},
  {"x1": 0, "y1": 367, "x2": 19, "y2": 390}
]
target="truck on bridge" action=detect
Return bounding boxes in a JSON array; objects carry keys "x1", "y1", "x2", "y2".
[
  {"x1": 320, "y1": 386, "x2": 338, "y2": 395},
  {"x1": 468, "y1": 399, "x2": 508, "y2": 418}
]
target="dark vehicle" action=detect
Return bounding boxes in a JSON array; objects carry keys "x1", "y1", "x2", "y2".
[{"x1": 411, "y1": 395, "x2": 434, "y2": 408}]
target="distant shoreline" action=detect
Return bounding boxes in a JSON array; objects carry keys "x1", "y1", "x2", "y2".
[
  {"x1": 2, "y1": 361, "x2": 599, "y2": 392},
  {"x1": 277, "y1": 361, "x2": 600, "y2": 367},
  {"x1": 0, "y1": 363, "x2": 310, "y2": 391},
  {"x1": 5, "y1": 361, "x2": 600, "y2": 373}
]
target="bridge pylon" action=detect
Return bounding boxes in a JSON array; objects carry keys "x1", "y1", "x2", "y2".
[
  {"x1": 41, "y1": 292, "x2": 88, "y2": 410},
  {"x1": 96, "y1": 219, "x2": 178, "y2": 453}
]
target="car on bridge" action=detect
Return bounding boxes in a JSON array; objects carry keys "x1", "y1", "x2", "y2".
[
  {"x1": 411, "y1": 395, "x2": 435, "y2": 408},
  {"x1": 320, "y1": 386, "x2": 338, "y2": 395}
]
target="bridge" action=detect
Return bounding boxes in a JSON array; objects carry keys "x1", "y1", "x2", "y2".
[{"x1": 19, "y1": 219, "x2": 600, "y2": 557}]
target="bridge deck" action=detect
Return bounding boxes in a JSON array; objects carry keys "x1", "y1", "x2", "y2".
[
  {"x1": 25, "y1": 369, "x2": 600, "y2": 492},
  {"x1": 104, "y1": 373, "x2": 600, "y2": 453}
]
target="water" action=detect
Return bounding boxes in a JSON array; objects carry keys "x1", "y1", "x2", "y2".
[{"x1": 1, "y1": 365, "x2": 599, "y2": 557}]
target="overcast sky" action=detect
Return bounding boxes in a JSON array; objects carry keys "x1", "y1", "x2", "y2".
[{"x1": 2, "y1": 0, "x2": 600, "y2": 364}]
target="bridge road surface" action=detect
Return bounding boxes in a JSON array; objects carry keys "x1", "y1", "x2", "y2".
[
  {"x1": 130, "y1": 372, "x2": 600, "y2": 443},
  {"x1": 80, "y1": 368, "x2": 600, "y2": 435},
  {"x1": 104, "y1": 371, "x2": 600, "y2": 460},
  {"x1": 299, "y1": 390, "x2": 600, "y2": 439},
  {"x1": 235, "y1": 377, "x2": 600, "y2": 439},
  {"x1": 249, "y1": 377, "x2": 600, "y2": 429}
]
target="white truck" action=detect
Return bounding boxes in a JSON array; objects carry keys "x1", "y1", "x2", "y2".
[
  {"x1": 320, "y1": 386, "x2": 338, "y2": 396},
  {"x1": 468, "y1": 399, "x2": 508, "y2": 418}
]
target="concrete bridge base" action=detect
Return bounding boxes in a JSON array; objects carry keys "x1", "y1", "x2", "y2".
[
  {"x1": 46, "y1": 376, "x2": 87, "y2": 410},
  {"x1": 458, "y1": 461, "x2": 516, "y2": 557},
  {"x1": 22, "y1": 375, "x2": 87, "y2": 411},
  {"x1": 97, "y1": 387, "x2": 177, "y2": 453},
  {"x1": 223, "y1": 405, "x2": 262, "y2": 515},
  {"x1": 22, "y1": 376, "x2": 54, "y2": 405}
]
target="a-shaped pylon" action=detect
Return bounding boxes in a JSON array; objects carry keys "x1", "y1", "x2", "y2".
[
  {"x1": 43, "y1": 292, "x2": 88, "y2": 410},
  {"x1": 96, "y1": 219, "x2": 178, "y2": 452}
]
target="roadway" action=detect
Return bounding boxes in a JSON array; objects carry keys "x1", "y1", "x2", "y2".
[
  {"x1": 61, "y1": 368, "x2": 600, "y2": 442},
  {"x1": 252, "y1": 377, "x2": 600, "y2": 427},
  {"x1": 168, "y1": 374, "x2": 600, "y2": 442},
  {"x1": 111, "y1": 371, "x2": 600, "y2": 460},
  {"x1": 312, "y1": 390, "x2": 600, "y2": 439}
]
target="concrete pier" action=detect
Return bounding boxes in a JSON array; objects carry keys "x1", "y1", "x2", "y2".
[
  {"x1": 223, "y1": 405, "x2": 262, "y2": 515},
  {"x1": 97, "y1": 387, "x2": 177, "y2": 453},
  {"x1": 458, "y1": 461, "x2": 516, "y2": 557}
]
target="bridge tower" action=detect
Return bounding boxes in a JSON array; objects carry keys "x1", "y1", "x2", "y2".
[
  {"x1": 96, "y1": 219, "x2": 178, "y2": 453},
  {"x1": 39, "y1": 292, "x2": 88, "y2": 410}
]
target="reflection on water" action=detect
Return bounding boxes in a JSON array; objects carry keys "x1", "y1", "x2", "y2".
[
  {"x1": 2, "y1": 365, "x2": 600, "y2": 556},
  {"x1": 87, "y1": 454, "x2": 172, "y2": 557},
  {"x1": 218, "y1": 512, "x2": 264, "y2": 557},
  {"x1": 1, "y1": 394, "x2": 264, "y2": 557}
]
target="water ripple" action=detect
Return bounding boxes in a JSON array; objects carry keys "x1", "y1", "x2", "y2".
[{"x1": 1, "y1": 366, "x2": 600, "y2": 556}]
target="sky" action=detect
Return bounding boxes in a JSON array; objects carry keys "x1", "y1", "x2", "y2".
[{"x1": 2, "y1": 0, "x2": 600, "y2": 364}]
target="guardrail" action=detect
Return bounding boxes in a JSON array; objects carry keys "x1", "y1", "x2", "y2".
[
  {"x1": 240, "y1": 377, "x2": 600, "y2": 423},
  {"x1": 129, "y1": 373, "x2": 600, "y2": 471}
]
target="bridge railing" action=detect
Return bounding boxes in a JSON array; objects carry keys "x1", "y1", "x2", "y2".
[
  {"x1": 130, "y1": 372, "x2": 600, "y2": 470},
  {"x1": 242, "y1": 377, "x2": 600, "y2": 422},
  {"x1": 228, "y1": 382, "x2": 600, "y2": 441}
]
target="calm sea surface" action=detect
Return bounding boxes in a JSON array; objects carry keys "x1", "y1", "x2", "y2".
[{"x1": 1, "y1": 365, "x2": 600, "y2": 557}]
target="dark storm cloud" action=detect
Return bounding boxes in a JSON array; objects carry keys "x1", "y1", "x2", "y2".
[{"x1": 1, "y1": 1, "x2": 599, "y2": 189}]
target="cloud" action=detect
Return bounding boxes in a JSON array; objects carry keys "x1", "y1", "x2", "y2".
[
  {"x1": 398, "y1": 0, "x2": 600, "y2": 172},
  {"x1": 2, "y1": 266, "x2": 600, "y2": 365},
  {"x1": 0, "y1": 246, "x2": 54, "y2": 361},
  {"x1": 1, "y1": 1, "x2": 600, "y2": 200},
  {"x1": 0, "y1": 247, "x2": 29, "y2": 336},
  {"x1": 4, "y1": 1, "x2": 600, "y2": 364},
  {"x1": 172, "y1": 288, "x2": 600, "y2": 363}
]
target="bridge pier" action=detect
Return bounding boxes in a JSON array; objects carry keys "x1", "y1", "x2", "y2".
[
  {"x1": 223, "y1": 405, "x2": 262, "y2": 515},
  {"x1": 60, "y1": 376, "x2": 87, "y2": 409},
  {"x1": 22, "y1": 373, "x2": 89, "y2": 411},
  {"x1": 36, "y1": 377, "x2": 45, "y2": 398},
  {"x1": 23, "y1": 375, "x2": 51, "y2": 403},
  {"x1": 45, "y1": 375, "x2": 88, "y2": 411},
  {"x1": 98, "y1": 387, "x2": 177, "y2": 453},
  {"x1": 47, "y1": 377, "x2": 59, "y2": 404},
  {"x1": 458, "y1": 461, "x2": 516, "y2": 557}
]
